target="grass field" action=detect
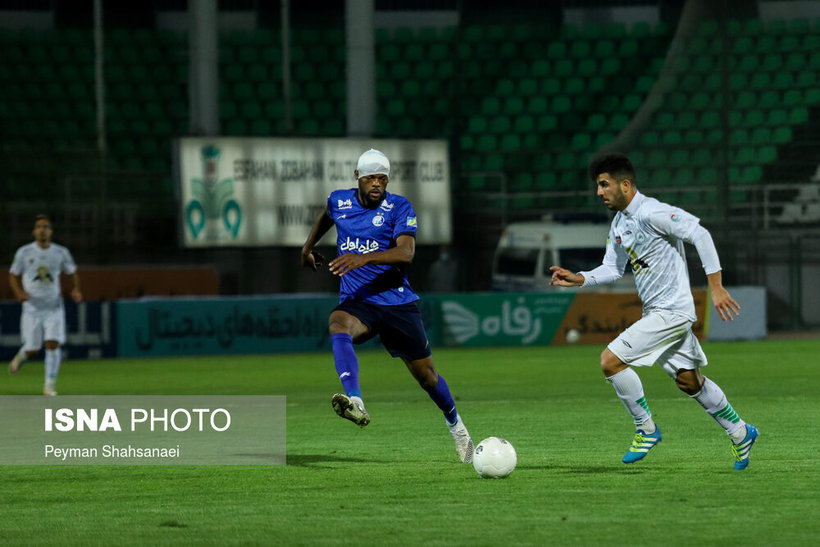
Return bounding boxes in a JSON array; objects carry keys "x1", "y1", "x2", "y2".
[{"x1": 1, "y1": 339, "x2": 819, "y2": 546}]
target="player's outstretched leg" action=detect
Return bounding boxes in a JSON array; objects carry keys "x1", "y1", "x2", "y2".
[
  {"x1": 447, "y1": 414, "x2": 474, "y2": 463},
  {"x1": 331, "y1": 393, "x2": 370, "y2": 427},
  {"x1": 689, "y1": 376, "x2": 757, "y2": 470},
  {"x1": 8, "y1": 347, "x2": 29, "y2": 375},
  {"x1": 731, "y1": 424, "x2": 759, "y2": 470}
]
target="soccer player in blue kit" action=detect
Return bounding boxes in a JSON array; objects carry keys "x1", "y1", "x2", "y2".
[{"x1": 301, "y1": 149, "x2": 474, "y2": 463}]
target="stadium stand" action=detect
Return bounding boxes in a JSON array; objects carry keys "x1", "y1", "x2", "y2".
[{"x1": 1, "y1": 16, "x2": 820, "y2": 232}]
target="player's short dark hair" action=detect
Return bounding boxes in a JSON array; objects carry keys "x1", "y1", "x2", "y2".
[
  {"x1": 34, "y1": 214, "x2": 51, "y2": 226},
  {"x1": 588, "y1": 153, "x2": 636, "y2": 185}
]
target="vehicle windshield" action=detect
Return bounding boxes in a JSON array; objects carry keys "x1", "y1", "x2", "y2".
[
  {"x1": 548, "y1": 247, "x2": 606, "y2": 275},
  {"x1": 495, "y1": 248, "x2": 539, "y2": 276}
]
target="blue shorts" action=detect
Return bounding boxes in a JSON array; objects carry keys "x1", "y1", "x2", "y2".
[{"x1": 334, "y1": 299, "x2": 432, "y2": 361}]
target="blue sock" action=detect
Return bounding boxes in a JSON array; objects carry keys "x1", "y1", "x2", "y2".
[
  {"x1": 331, "y1": 333, "x2": 361, "y2": 398},
  {"x1": 426, "y1": 374, "x2": 458, "y2": 425}
]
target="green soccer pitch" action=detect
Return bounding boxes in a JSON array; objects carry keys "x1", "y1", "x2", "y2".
[{"x1": 2, "y1": 340, "x2": 819, "y2": 545}]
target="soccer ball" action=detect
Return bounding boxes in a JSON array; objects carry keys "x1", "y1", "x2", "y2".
[
  {"x1": 566, "y1": 328, "x2": 581, "y2": 344},
  {"x1": 473, "y1": 437, "x2": 517, "y2": 479}
]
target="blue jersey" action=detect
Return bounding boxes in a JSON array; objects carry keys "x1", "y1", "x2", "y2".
[{"x1": 327, "y1": 188, "x2": 419, "y2": 306}]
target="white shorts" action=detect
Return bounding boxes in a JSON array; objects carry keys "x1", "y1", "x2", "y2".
[
  {"x1": 20, "y1": 307, "x2": 66, "y2": 351},
  {"x1": 607, "y1": 310, "x2": 707, "y2": 378}
]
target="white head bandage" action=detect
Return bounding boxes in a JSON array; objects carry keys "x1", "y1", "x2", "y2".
[{"x1": 356, "y1": 149, "x2": 390, "y2": 178}]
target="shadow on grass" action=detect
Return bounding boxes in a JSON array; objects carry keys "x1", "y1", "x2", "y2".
[
  {"x1": 517, "y1": 464, "x2": 647, "y2": 474},
  {"x1": 286, "y1": 453, "x2": 386, "y2": 467}
]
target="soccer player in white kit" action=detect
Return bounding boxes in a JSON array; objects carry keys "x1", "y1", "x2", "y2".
[
  {"x1": 8, "y1": 215, "x2": 82, "y2": 395},
  {"x1": 550, "y1": 154, "x2": 759, "y2": 470}
]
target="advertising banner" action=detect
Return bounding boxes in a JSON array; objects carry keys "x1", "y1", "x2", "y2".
[
  {"x1": 549, "y1": 290, "x2": 708, "y2": 345},
  {"x1": 117, "y1": 296, "x2": 339, "y2": 358},
  {"x1": 437, "y1": 293, "x2": 575, "y2": 346},
  {"x1": 0, "y1": 301, "x2": 115, "y2": 360},
  {"x1": 0, "y1": 395, "x2": 285, "y2": 465},
  {"x1": 176, "y1": 137, "x2": 451, "y2": 247}
]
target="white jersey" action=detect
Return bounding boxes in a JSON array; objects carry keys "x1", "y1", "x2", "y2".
[
  {"x1": 10, "y1": 242, "x2": 77, "y2": 312},
  {"x1": 581, "y1": 191, "x2": 711, "y2": 322}
]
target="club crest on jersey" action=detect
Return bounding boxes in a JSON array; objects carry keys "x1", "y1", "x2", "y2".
[
  {"x1": 671, "y1": 214, "x2": 679, "y2": 222},
  {"x1": 372, "y1": 214, "x2": 385, "y2": 227},
  {"x1": 337, "y1": 198, "x2": 353, "y2": 210},
  {"x1": 406, "y1": 216, "x2": 417, "y2": 227},
  {"x1": 615, "y1": 235, "x2": 622, "y2": 244}
]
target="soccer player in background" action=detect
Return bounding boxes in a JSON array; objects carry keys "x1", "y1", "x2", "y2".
[
  {"x1": 549, "y1": 153, "x2": 759, "y2": 470},
  {"x1": 8, "y1": 214, "x2": 83, "y2": 395},
  {"x1": 300, "y1": 149, "x2": 474, "y2": 463}
]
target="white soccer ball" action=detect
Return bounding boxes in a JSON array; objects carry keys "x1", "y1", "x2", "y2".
[
  {"x1": 473, "y1": 437, "x2": 517, "y2": 479},
  {"x1": 566, "y1": 328, "x2": 581, "y2": 344}
]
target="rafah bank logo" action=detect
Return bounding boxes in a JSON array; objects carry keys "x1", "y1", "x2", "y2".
[
  {"x1": 442, "y1": 298, "x2": 542, "y2": 345},
  {"x1": 186, "y1": 146, "x2": 242, "y2": 240}
]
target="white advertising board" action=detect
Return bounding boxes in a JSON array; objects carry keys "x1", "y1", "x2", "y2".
[{"x1": 176, "y1": 137, "x2": 451, "y2": 247}]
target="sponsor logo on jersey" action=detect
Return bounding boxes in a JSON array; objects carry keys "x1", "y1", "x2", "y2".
[
  {"x1": 671, "y1": 214, "x2": 679, "y2": 222},
  {"x1": 372, "y1": 214, "x2": 385, "y2": 227},
  {"x1": 379, "y1": 201, "x2": 394, "y2": 211},
  {"x1": 337, "y1": 198, "x2": 353, "y2": 210},
  {"x1": 406, "y1": 216, "x2": 417, "y2": 227},
  {"x1": 340, "y1": 237, "x2": 379, "y2": 254}
]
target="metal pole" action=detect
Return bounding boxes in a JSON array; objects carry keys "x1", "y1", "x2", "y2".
[
  {"x1": 93, "y1": 0, "x2": 105, "y2": 155},
  {"x1": 93, "y1": 0, "x2": 105, "y2": 250},
  {"x1": 281, "y1": 0, "x2": 292, "y2": 133}
]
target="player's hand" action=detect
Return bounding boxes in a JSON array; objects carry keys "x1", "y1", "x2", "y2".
[
  {"x1": 711, "y1": 286, "x2": 740, "y2": 322},
  {"x1": 14, "y1": 291, "x2": 29, "y2": 303},
  {"x1": 301, "y1": 249, "x2": 325, "y2": 271},
  {"x1": 549, "y1": 266, "x2": 584, "y2": 287},
  {"x1": 70, "y1": 288, "x2": 83, "y2": 303},
  {"x1": 329, "y1": 253, "x2": 368, "y2": 276}
]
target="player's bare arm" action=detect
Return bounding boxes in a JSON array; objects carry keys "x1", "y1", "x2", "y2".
[
  {"x1": 301, "y1": 206, "x2": 334, "y2": 271},
  {"x1": 69, "y1": 273, "x2": 83, "y2": 303},
  {"x1": 707, "y1": 271, "x2": 740, "y2": 322},
  {"x1": 8, "y1": 273, "x2": 28, "y2": 302},
  {"x1": 549, "y1": 266, "x2": 585, "y2": 287},
  {"x1": 330, "y1": 234, "x2": 415, "y2": 277}
]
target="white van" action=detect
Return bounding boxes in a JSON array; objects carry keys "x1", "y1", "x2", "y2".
[{"x1": 492, "y1": 220, "x2": 630, "y2": 291}]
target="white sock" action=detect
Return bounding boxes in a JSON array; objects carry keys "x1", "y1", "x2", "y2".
[
  {"x1": 44, "y1": 348, "x2": 61, "y2": 388},
  {"x1": 691, "y1": 376, "x2": 746, "y2": 440},
  {"x1": 607, "y1": 368, "x2": 652, "y2": 427}
]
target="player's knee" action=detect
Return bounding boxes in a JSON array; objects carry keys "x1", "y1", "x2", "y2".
[
  {"x1": 600, "y1": 350, "x2": 621, "y2": 376},
  {"x1": 675, "y1": 370, "x2": 702, "y2": 395}
]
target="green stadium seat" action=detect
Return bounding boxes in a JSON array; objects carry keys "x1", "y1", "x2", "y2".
[
  {"x1": 500, "y1": 134, "x2": 520, "y2": 151},
  {"x1": 736, "y1": 91, "x2": 756, "y2": 110},
  {"x1": 541, "y1": 77, "x2": 561, "y2": 95},
  {"x1": 546, "y1": 41, "x2": 567, "y2": 59},
  {"x1": 771, "y1": 71, "x2": 794, "y2": 89},
  {"x1": 536, "y1": 114, "x2": 557, "y2": 132},
  {"x1": 514, "y1": 118, "x2": 536, "y2": 140},
  {"x1": 750, "y1": 127, "x2": 771, "y2": 145},
  {"x1": 790, "y1": 107, "x2": 808, "y2": 124},
  {"x1": 772, "y1": 127, "x2": 792, "y2": 144},
  {"x1": 758, "y1": 145, "x2": 777, "y2": 163},
  {"x1": 489, "y1": 115, "x2": 511, "y2": 134},
  {"x1": 765, "y1": 108, "x2": 788, "y2": 127}
]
